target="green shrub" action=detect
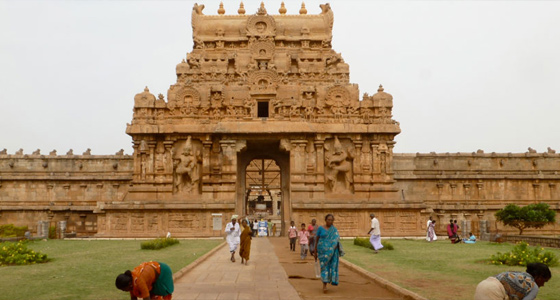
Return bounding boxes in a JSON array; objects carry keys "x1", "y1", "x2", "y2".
[
  {"x1": 490, "y1": 241, "x2": 558, "y2": 267},
  {"x1": 140, "y1": 238, "x2": 179, "y2": 250},
  {"x1": 0, "y1": 225, "x2": 28, "y2": 237},
  {"x1": 0, "y1": 240, "x2": 49, "y2": 265},
  {"x1": 353, "y1": 237, "x2": 394, "y2": 250},
  {"x1": 382, "y1": 241, "x2": 394, "y2": 250}
]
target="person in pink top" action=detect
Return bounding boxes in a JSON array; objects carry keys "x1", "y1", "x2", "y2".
[
  {"x1": 288, "y1": 221, "x2": 298, "y2": 251},
  {"x1": 298, "y1": 223, "x2": 310, "y2": 259}
]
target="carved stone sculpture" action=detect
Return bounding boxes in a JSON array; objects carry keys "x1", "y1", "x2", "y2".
[
  {"x1": 324, "y1": 136, "x2": 354, "y2": 193},
  {"x1": 174, "y1": 136, "x2": 202, "y2": 193}
]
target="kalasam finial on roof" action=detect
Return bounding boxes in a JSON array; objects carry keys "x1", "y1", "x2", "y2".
[
  {"x1": 238, "y1": 2, "x2": 246, "y2": 15},
  {"x1": 279, "y1": 2, "x2": 287, "y2": 15},
  {"x1": 299, "y1": 2, "x2": 307, "y2": 15}
]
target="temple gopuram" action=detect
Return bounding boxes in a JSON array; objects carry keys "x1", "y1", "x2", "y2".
[{"x1": 0, "y1": 3, "x2": 559, "y2": 238}]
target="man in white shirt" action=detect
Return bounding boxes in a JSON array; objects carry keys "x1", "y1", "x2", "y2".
[
  {"x1": 225, "y1": 215, "x2": 241, "y2": 262},
  {"x1": 367, "y1": 213, "x2": 383, "y2": 253}
]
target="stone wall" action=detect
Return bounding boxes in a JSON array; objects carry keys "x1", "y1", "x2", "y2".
[
  {"x1": 393, "y1": 151, "x2": 560, "y2": 236},
  {"x1": 2, "y1": 149, "x2": 559, "y2": 237},
  {"x1": 0, "y1": 150, "x2": 133, "y2": 235},
  {"x1": 501, "y1": 235, "x2": 560, "y2": 248}
]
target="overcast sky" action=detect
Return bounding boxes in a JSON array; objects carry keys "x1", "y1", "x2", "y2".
[{"x1": 1, "y1": 0, "x2": 559, "y2": 155}]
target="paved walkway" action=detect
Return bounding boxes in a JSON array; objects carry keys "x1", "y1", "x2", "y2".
[{"x1": 173, "y1": 238, "x2": 302, "y2": 300}]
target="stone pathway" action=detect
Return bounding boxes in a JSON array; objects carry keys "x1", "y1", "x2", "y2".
[{"x1": 173, "y1": 238, "x2": 302, "y2": 300}]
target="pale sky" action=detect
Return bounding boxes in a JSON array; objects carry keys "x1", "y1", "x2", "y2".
[{"x1": 1, "y1": 0, "x2": 559, "y2": 155}]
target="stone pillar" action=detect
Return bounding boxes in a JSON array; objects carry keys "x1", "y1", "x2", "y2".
[
  {"x1": 305, "y1": 140, "x2": 316, "y2": 174},
  {"x1": 533, "y1": 181, "x2": 541, "y2": 201},
  {"x1": 386, "y1": 141, "x2": 395, "y2": 175},
  {"x1": 291, "y1": 140, "x2": 307, "y2": 177},
  {"x1": 132, "y1": 141, "x2": 140, "y2": 182},
  {"x1": 148, "y1": 141, "x2": 157, "y2": 182},
  {"x1": 371, "y1": 143, "x2": 380, "y2": 174},
  {"x1": 353, "y1": 139, "x2": 363, "y2": 174},
  {"x1": 112, "y1": 184, "x2": 120, "y2": 201},
  {"x1": 163, "y1": 141, "x2": 174, "y2": 182},
  {"x1": 450, "y1": 182, "x2": 457, "y2": 199},
  {"x1": 463, "y1": 183, "x2": 471, "y2": 200},
  {"x1": 361, "y1": 140, "x2": 371, "y2": 174},
  {"x1": 479, "y1": 219, "x2": 488, "y2": 240},
  {"x1": 272, "y1": 196, "x2": 278, "y2": 217},
  {"x1": 476, "y1": 181, "x2": 484, "y2": 199},
  {"x1": 314, "y1": 139, "x2": 325, "y2": 183},
  {"x1": 202, "y1": 140, "x2": 213, "y2": 181},
  {"x1": 219, "y1": 140, "x2": 237, "y2": 174},
  {"x1": 437, "y1": 181, "x2": 444, "y2": 202}
]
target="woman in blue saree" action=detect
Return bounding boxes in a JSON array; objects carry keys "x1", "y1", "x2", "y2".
[{"x1": 313, "y1": 213, "x2": 340, "y2": 293}]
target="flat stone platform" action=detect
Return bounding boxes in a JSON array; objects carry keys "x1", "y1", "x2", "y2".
[{"x1": 173, "y1": 238, "x2": 301, "y2": 300}]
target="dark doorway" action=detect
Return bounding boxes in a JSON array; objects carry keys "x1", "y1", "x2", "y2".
[{"x1": 258, "y1": 101, "x2": 269, "y2": 118}]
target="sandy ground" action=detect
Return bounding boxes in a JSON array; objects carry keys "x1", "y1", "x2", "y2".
[{"x1": 269, "y1": 237, "x2": 403, "y2": 300}]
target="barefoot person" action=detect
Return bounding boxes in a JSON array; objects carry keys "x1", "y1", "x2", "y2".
[
  {"x1": 308, "y1": 219, "x2": 319, "y2": 256},
  {"x1": 288, "y1": 220, "x2": 298, "y2": 251},
  {"x1": 474, "y1": 262, "x2": 551, "y2": 300},
  {"x1": 297, "y1": 223, "x2": 310, "y2": 259},
  {"x1": 115, "y1": 261, "x2": 174, "y2": 300},
  {"x1": 427, "y1": 220, "x2": 437, "y2": 242},
  {"x1": 367, "y1": 213, "x2": 383, "y2": 253},
  {"x1": 239, "y1": 218, "x2": 252, "y2": 265},
  {"x1": 314, "y1": 214, "x2": 341, "y2": 293},
  {"x1": 225, "y1": 215, "x2": 241, "y2": 262}
]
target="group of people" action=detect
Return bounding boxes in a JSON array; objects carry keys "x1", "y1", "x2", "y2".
[
  {"x1": 249, "y1": 218, "x2": 277, "y2": 237},
  {"x1": 287, "y1": 219, "x2": 319, "y2": 259},
  {"x1": 426, "y1": 217, "x2": 477, "y2": 244},
  {"x1": 225, "y1": 215, "x2": 252, "y2": 265},
  {"x1": 113, "y1": 213, "x2": 552, "y2": 299}
]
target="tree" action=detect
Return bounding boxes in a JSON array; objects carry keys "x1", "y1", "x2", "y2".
[{"x1": 495, "y1": 203, "x2": 556, "y2": 235}]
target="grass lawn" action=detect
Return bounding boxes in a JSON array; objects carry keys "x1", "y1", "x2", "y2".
[
  {"x1": 341, "y1": 239, "x2": 560, "y2": 300},
  {"x1": 0, "y1": 239, "x2": 222, "y2": 300}
]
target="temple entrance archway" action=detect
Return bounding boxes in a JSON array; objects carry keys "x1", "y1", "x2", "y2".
[
  {"x1": 245, "y1": 158, "x2": 281, "y2": 218},
  {"x1": 237, "y1": 140, "x2": 290, "y2": 236}
]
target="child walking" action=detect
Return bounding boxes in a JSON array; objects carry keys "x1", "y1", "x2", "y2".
[
  {"x1": 297, "y1": 223, "x2": 310, "y2": 259},
  {"x1": 288, "y1": 221, "x2": 297, "y2": 251}
]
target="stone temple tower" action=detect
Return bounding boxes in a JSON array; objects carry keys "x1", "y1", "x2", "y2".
[{"x1": 96, "y1": 2, "x2": 405, "y2": 237}]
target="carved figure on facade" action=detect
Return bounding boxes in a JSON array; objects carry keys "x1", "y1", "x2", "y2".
[
  {"x1": 244, "y1": 98, "x2": 257, "y2": 117},
  {"x1": 248, "y1": 69, "x2": 279, "y2": 93},
  {"x1": 324, "y1": 136, "x2": 354, "y2": 193},
  {"x1": 210, "y1": 90, "x2": 224, "y2": 108},
  {"x1": 155, "y1": 143, "x2": 166, "y2": 173},
  {"x1": 251, "y1": 40, "x2": 275, "y2": 59},
  {"x1": 246, "y1": 5, "x2": 276, "y2": 38},
  {"x1": 174, "y1": 136, "x2": 202, "y2": 194}
]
